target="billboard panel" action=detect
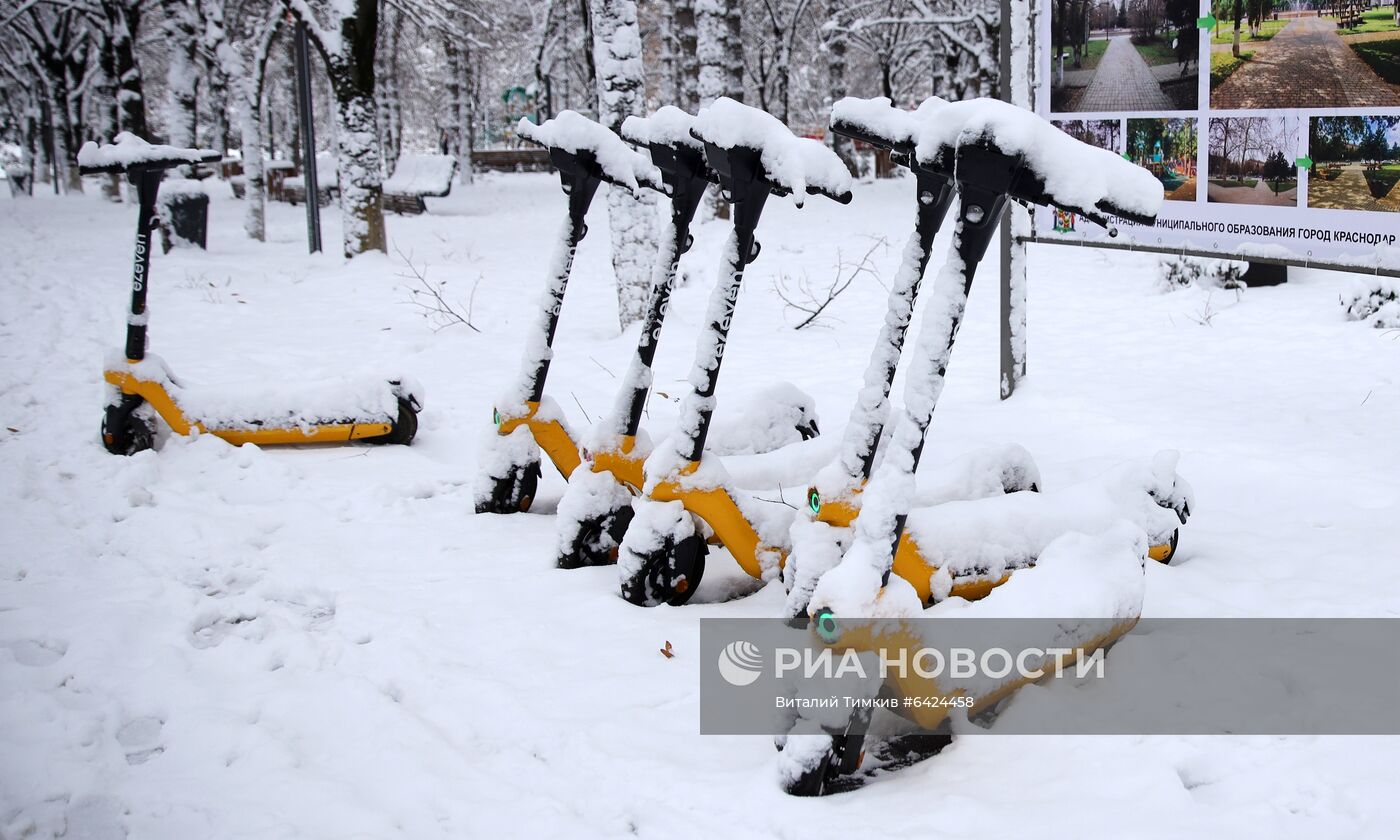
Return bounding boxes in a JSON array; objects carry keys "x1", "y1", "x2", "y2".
[{"x1": 1036, "y1": 2, "x2": 1400, "y2": 267}]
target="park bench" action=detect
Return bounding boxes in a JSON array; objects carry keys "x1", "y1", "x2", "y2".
[
  {"x1": 470, "y1": 148, "x2": 550, "y2": 172},
  {"x1": 263, "y1": 160, "x2": 295, "y2": 202},
  {"x1": 381, "y1": 152, "x2": 457, "y2": 215},
  {"x1": 1321, "y1": 0, "x2": 1368, "y2": 28},
  {"x1": 284, "y1": 153, "x2": 339, "y2": 207}
]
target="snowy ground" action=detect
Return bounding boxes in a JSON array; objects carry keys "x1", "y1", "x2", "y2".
[{"x1": 3, "y1": 173, "x2": 1399, "y2": 838}]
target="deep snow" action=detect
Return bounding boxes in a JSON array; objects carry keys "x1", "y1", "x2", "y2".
[{"x1": 2, "y1": 172, "x2": 1399, "y2": 838}]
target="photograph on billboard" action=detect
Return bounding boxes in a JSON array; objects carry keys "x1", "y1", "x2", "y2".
[
  {"x1": 1128, "y1": 117, "x2": 1199, "y2": 200},
  {"x1": 1038, "y1": 1, "x2": 1400, "y2": 266},
  {"x1": 1050, "y1": 0, "x2": 1200, "y2": 112},
  {"x1": 1208, "y1": 3, "x2": 1400, "y2": 110},
  {"x1": 1052, "y1": 118, "x2": 1125, "y2": 152},
  {"x1": 1207, "y1": 116, "x2": 1302, "y2": 206},
  {"x1": 1307, "y1": 116, "x2": 1400, "y2": 212}
]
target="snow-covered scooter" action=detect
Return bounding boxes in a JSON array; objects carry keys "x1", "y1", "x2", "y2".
[
  {"x1": 779, "y1": 100, "x2": 1182, "y2": 795},
  {"x1": 784, "y1": 97, "x2": 1042, "y2": 619},
  {"x1": 616, "y1": 99, "x2": 853, "y2": 606},
  {"x1": 475, "y1": 112, "x2": 670, "y2": 514},
  {"x1": 554, "y1": 107, "x2": 719, "y2": 566},
  {"x1": 81, "y1": 134, "x2": 421, "y2": 455}
]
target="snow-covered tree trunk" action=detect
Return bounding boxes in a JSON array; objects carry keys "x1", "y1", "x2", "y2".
[
  {"x1": 696, "y1": 0, "x2": 737, "y2": 218},
  {"x1": 675, "y1": 0, "x2": 700, "y2": 110},
  {"x1": 285, "y1": 0, "x2": 388, "y2": 258},
  {"x1": 46, "y1": 61, "x2": 82, "y2": 193},
  {"x1": 659, "y1": 0, "x2": 677, "y2": 105},
  {"x1": 724, "y1": 0, "x2": 743, "y2": 101},
  {"x1": 103, "y1": 0, "x2": 148, "y2": 139},
  {"x1": 93, "y1": 29, "x2": 123, "y2": 200},
  {"x1": 161, "y1": 0, "x2": 200, "y2": 153},
  {"x1": 376, "y1": 7, "x2": 403, "y2": 176},
  {"x1": 590, "y1": 0, "x2": 657, "y2": 331},
  {"x1": 820, "y1": 1, "x2": 854, "y2": 172},
  {"x1": 218, "y1": 14, "x2": 280, "y2": 242},
  {"x1": 444, "y1": 37, "x2": 474, "y2": 184},
  {"x1": 696, "y1": 0, "x2": 729, "y2": 104},
  {"x1": 199, "y1": 0, "x2": 231, "y2": 156}
]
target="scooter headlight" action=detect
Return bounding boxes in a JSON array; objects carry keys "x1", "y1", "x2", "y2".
[
  {"x1": 814, "y1": 608, "x2": 840, "y2": 644},
  {"x1": 492, "y1": 408, "x2": 502, "y2": 428},
  {"x1": 807, "y1": 489, "x2": 821, "y2": 515}
]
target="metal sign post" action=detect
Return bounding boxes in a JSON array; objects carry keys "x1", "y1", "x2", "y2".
[
  {"x1": 997, "y1": 0, "x2": 1032, "y2": 400},
  {"x1": 293, "y1": 20, "x2": 322, "y2": 254}
]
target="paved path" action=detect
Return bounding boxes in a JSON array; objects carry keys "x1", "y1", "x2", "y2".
[
  {"x1": 1166, "y1": 176, "x2": 1197, "y2": 202},
  {"x1": 1213, "y1": 16, "x2": 1400, "y2": 109},
  {"x1": 1061, "y1": 60, "x2": 1195, "y2": 89},
  {"x1": 1079, "y1": 36, "x2": 1173, "y2": 111},
  {"x1": 1208, "y1": 178, "x2": 1298, "y2": 206},
  {"x1": 1308, "y1": 164, "x2": 1400, "y2": 212}
]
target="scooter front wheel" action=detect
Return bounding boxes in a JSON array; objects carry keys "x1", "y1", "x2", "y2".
[
  {"x1": 100, "y1": 404, "x2": 155, "y2": 456},
  {"x1": 619, "y1": 532, "x2": 708, "y2": 607},
  {"x1": 782, "y1": 712, "x2": 870, "y2": 797},
  {"x1": 475, "y1": 459, "x2": 542, "y2": 514},
  {"x1": 558, "y1": 504, "x2": 634, "y2": 569}
]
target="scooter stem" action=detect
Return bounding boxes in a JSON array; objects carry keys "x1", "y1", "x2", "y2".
[
  {"x1": 522, "y1": 169, "x2": 600, "y2": 404},
  {"x1": 847, "y1": 169, "x2": 956, "y2": 481},
  {"x1": 882, "y1": 182, "x2": 1010, "y2": 568},
  {"x1": 680, "y1": 198, "x2": 767, "y2": 463},
  {"x1": 125, "y1": 169, "x2": 164, "y2": 362},
  {"x1": 617, "y1": 167, "x2": 710, "y2": 438}
]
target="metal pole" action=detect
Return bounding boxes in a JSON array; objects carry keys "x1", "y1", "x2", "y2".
[
  {"x1": 996, "y1": 0, "x2": 1023, "y2": 400},
  {"x1": 293, "y1": 21, "x2": 323, "y2": 254}
]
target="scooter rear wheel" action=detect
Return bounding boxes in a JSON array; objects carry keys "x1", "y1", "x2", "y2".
[
  {"x1": 364, "y1": 399, "x2": 418, "y2": 446},
  {"x1": 475, "y1": 459, "x2": 542, "y2": 514},
  {"x1": 1150, "y1": 529, "x2": 1180, "y2": 564},
  {"x1": 619, "y1": 532, "x2": 708, "y2": 607}
]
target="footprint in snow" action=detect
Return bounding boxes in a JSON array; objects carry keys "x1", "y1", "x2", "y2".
[
  {"x1": 188, "y1": 610, "x2": 265, "y2": 649},
  {"x1": 116, "y1": 716, "x2": 165, "y2": 765},
  {"x1": 9, "y1": 638, "x2": 67, "y2": 666}
]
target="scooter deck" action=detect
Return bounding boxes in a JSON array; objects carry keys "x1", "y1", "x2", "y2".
[{"x1": 106, "y1": 367, "x2": 404, "y2": 444}]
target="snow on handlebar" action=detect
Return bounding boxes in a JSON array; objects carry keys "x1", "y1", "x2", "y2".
[
  {"x1": 76, "y1": 132, "x2": 221, "y2": 176},
  {"x1": 517, "y1": 111, "x2": 668, "y2": 197},
  {"x1": 690, "y1": 97, "x2": 853, "y2": 206}
]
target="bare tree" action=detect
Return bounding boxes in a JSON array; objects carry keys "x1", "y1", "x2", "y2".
[{"x1": 2, "y1": 2, "x2": 94, "y2": 192}]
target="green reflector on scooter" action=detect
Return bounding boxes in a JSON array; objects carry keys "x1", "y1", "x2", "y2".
[
  {"x1": 493, "y1": 408, "x2": 501, "y2": 427},
  {"x1": 808, "y1": 489, "x2": 820, "y2": 514},
  {"x1": 815, "y1": 609, "x2": 840, "y2": 644}
]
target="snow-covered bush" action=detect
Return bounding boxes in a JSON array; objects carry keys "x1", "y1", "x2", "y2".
[
  {"x1": 1340, "y1": 278, "x2": 1400, "y2": 329},
  {"x1": 1157, "y1": 255, "x2": 1246, "y2": 292},
  {"x1": 708, "y1": 383, "x2": 819, "y2": 455}
]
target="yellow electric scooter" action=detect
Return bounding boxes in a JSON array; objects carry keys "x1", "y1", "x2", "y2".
[
  {"x1": 616, "y1": 99, "x2": 854, "y2": 606},
  {"x1": 615, "y1": 100, "x2": 1042, "y2": 608},
  {"x1": 79, "y1": 135, "x2": 420, "y2": 455},
  {"x1": 782, "y1": 98, "x2": 1187, "y2": 620},
  {"x1": 554, "y1": 107, "x2": 719, "y2": 566},
  {"x1": 781, "y1": 103, "x2": 1176, "y2": 794},
  {"x1": 474, "y1": 111, "x2": 672, "y2": 514}
]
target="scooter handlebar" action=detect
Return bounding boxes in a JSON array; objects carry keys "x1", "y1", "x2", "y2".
[
  {"x1": 77, "y1": 150, "x2": 221, "y2": 177},
  {"x1": 828, "y1": 118, "x2": 913, "y2": 157}
]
